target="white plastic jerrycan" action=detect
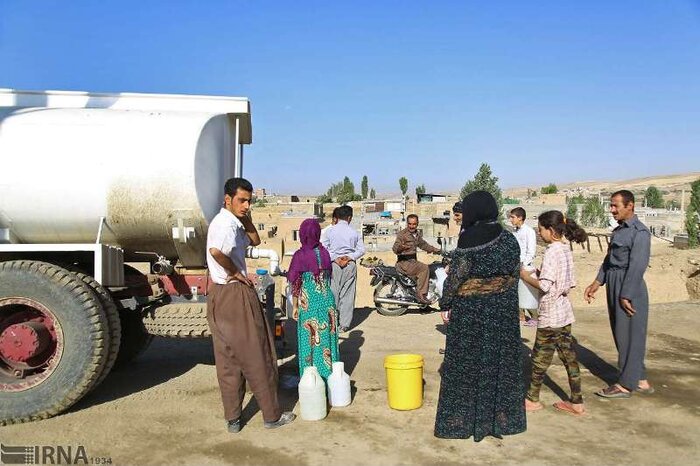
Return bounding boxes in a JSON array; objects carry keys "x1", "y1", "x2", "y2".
[
  {"x1": 327, "y1": 362, "x2": 352, "y2": 407},
  {"x1": 298, "y1": 366, "x2": 327, "y2": 420},
  {"x1": 518, "y1": 265, "x2": 541, "y2": 310}
]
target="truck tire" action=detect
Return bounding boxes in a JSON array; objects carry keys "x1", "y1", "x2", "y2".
[
  {"x1": 143, "y1": 304, "x2": 211, "y2": 338},
  {"x1": 0, "y1": 260, "x2": 109, "y2": 424},
  {"x1": 113, "y1": 308, "x2": 153, "y2": 368},
  {"x1": 72, "y1": 272, "x2": 121, "y2": 389}
]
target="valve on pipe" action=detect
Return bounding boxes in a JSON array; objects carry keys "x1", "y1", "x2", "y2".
[{"x1": 152, "y1": 258, "x2": 174, "y2": 275}]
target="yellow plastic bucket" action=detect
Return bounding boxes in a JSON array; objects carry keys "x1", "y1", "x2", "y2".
[{"x1": 384, "y1": 353, "x2": 424, "y2": 410}]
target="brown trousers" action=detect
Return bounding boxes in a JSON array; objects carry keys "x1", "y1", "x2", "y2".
[
  {"x1": 395, "y1": 259, "x2": 430, "y2": 297},
  {"x1": 207, "y1": 282, "x2": 281, "y2": 423}
]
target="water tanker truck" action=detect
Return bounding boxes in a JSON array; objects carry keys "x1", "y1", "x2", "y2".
[{"x1": 0, "y1": 89, "x2": 282, "y2": 424}]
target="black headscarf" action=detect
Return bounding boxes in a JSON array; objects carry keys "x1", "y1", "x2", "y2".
[{"x1": 458, "y1": 191, "x2": 503, "y2": 248}]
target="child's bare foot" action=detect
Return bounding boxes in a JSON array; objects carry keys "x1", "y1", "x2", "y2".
[
  {"x1": 525, "y1": 399, "x2": 543, "y2": 412},
  {"x1": 553, "y1": 400, "x2": 586, "y2": 417}
]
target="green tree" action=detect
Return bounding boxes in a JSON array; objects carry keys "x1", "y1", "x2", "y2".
[
  {"x1": 460, "y1": 163, "x2": 503, "y2": 219},
  {"x1": 415, "y1": 184, "x2": 426, "y2": 197},
  {"x1": 361, "y1": 175, "x2": 369, "y2": 200},
  {"x1": 323, "y1": 176, "x2": 357, "y2": 203},
  {"x1": 567, "y1": 193, "x2": 585, "y2": 204},
  {"x1": 686, "y1": 179, "x2": 700, "y2": 247},
  {"x1": 337, "y1": 177, "x2": 356, "y2": 203},
  {"x1": 566, "y1": 194, "x2": 585, "y2": 223},
  {"x1": 503, "y1": 197, "x2": 520, "y2": 204},
  {"x1": 399, "y1": 177, "x2": 409, "y2": 197},
  {"x1": 691, "y1": 179, "x2": 700, "y2": 212},
  {"x1": 370, "y1": 188, "x2": 376, "y2": 199},
  {"x1": 541, "y1": 183, "x2": 558, "y2": 194},
  {"x1": 665, "y1": 199, "x2": 680, "y2": 210},
  {"x1": 686, "y1": 210, "x2": 699, "y2": 248},
  {"x1": 644, "y1": 186, "x2": 664, "y2": 208},
  {"x1": 316, "y1": 194, "x2": 332, "y2": 203},
  {"x1": 580, "y1": 197, "x2": 608, "y2": 228},
  {"x1": 566, "y1": 202, "x2": 579, "y2": 223}
]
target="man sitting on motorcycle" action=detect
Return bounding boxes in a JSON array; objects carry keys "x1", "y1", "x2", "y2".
[{"x1": 392, "y1": 214, "x2": 441, "y2": 304}]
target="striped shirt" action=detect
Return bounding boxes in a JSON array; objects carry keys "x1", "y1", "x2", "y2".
[{"x1": 537, "y1": 241, "x2": 576, "y2": 329}]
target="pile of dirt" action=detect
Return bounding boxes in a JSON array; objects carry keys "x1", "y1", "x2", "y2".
[{"x1": 686, "y1": 259, "x2": 700, "y2": 300}]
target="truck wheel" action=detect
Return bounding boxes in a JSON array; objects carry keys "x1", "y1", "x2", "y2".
[
  {"x1": 374, "y1": 282, "x2": 409, "y2": 316},
  {"x1": 142, "y1": 303, "x2": 211, "y2": 338},
  {"x1": 72, "y1": 272, "x2": 121, "y2": 389},
  {"x1": 113, "y1": 308, "x2": 153, "y2": 368},
  {"x1": 0, "y1": 261, "x2": 109, "y2": 424}
]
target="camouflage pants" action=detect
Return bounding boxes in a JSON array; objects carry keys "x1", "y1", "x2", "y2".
[{"x1": 527, "y1": 324, "x2": 583, "y2": 404}]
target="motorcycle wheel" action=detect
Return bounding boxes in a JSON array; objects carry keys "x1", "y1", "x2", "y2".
[{"x1": 374, "y1": 282, "x2": 410, "y2": 317}]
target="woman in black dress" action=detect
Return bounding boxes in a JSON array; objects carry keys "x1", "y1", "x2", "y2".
[{"x1": 435, "y1": 191, "x2": 527, "y2": 442}]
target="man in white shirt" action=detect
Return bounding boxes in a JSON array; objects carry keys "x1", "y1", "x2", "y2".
[
  {"x1": 509, "y1": 207, "x2": 539, "y2": 326},
  {"x1": 452, "y1": 202, "x2": 463, "y2": 228},
  {"x1": 321, "y1": 205, "x2": 365, "y2": 332},
  {"x1": 206, "y1": 177, "x2": 295, "y2": 433}
]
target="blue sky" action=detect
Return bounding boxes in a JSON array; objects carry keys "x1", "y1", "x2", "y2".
[{"x1": 2, "y1": 1, "x2": 699, "y2": 195}]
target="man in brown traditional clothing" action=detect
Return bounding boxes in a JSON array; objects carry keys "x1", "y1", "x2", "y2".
[
  {"x1": 206, "y1": 177, "x2": 295, "y2": 433},
  {"x1": 392, "y1": 214, "x2": 441, "y2": 304}
]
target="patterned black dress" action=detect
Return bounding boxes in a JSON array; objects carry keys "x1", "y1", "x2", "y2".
[{"x1": 434, "y1": 230, "x2": 527, "y2": 441}]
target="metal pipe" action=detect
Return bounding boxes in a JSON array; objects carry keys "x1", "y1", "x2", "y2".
[
  {"x1": 96, "y1": 217, "x2": 105, "y2": 244},
  {"x1": 374, "y1": 297, "x2": 422, "y2": 307},
  {"x1": 233, "y1": 117, "x2": 241, "y2": 177}
]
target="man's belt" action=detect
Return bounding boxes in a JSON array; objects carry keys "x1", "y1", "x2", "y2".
[{"x1": 397, "y1": 254, "x2": 417, "y2": 262}]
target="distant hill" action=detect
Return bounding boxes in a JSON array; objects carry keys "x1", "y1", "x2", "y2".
[{"x1": 504, "y1": 172, "x2": 700, "y2": 200}]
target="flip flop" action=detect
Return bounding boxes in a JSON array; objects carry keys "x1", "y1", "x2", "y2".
[
  {"x1": 636, "y1": 386, "x2": 655, "y2": 395},
  {"x1": 596, "y1": 385, "x2": 632, "y2": 399},
  {"x1": 525, "y1": 400, "x2": 543, "y2": 412},
  {"x1": 553, "y1": 401, "x2": 586, "y2": 417}
]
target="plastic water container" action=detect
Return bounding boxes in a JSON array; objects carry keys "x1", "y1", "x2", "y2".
[
  {"x1": 255, "y1": 269, "x2": 274, "y2": 302},
  {"x1": 518, "y1": 266, "x2": 540, "y2": 310},
  {"x1": 284, "y1": 282, "x2": 294, "y2": 318},
  {"x1": 434, "y1": 267, "x2": 448, "y2": 298},
  {"x1": 327, "y1": 362, "x2": 351, "y2": 407},
  {"x1": 384, "y1": 354, "x2": 424, "y2": 410},
  {"x1": 298, "y1": 366, "x2": 327, "y2": 420}
]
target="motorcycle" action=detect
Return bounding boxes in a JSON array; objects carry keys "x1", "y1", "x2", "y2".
[{"x1": 361, "y1": 251, "x2": 450, "y2": 316}]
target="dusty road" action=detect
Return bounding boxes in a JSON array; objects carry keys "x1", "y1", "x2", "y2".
[{"x1": 1, "y1": 299, "x2": 699, "y2": 466}]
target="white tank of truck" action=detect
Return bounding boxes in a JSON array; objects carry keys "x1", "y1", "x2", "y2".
[
  {"x1": 0, "y1": 90, "x2": 288, "y2": 427},
  {"x1": 0, "y1": 89, "x2": 252, "y2": 267}
]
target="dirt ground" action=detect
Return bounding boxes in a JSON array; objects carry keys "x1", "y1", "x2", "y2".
[
  {"x1": 1, "y1": 300, "x2": 699, "y2": 465},
  {"x1": 2, "y1": 242, "x2": 700, "y2": 466}
]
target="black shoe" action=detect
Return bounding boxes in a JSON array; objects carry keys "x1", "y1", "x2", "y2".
[
  {"x1": 264, "y1": 412, "x2": 296, "y2": 429},
  {"x1": 227, "y1": 418, "x2": 241, "y2": 433}
]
